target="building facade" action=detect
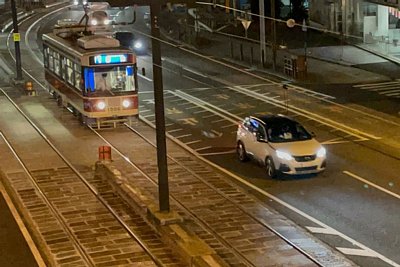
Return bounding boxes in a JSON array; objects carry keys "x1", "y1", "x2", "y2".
[{"x1": 309, "y1": 0, "x2": 400, "y2": 58}]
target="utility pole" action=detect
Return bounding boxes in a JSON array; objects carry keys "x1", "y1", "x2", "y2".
[
  {"x1": 150, "y1": 2, "x2": 170, "y2": 212},
  {"x1": 10, "y1": 0, "x2": 23, "y2": 81},
  {"x1": 259, "y1": 0, "x2": 266, "y2": 66},
  {"x1": 271, "y1": 0, "x2": 276, "y2": 71}
]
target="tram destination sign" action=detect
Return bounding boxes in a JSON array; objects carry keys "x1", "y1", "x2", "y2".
[{"x1": 92, "y1": 54, "x2": 128, "y2": 65}]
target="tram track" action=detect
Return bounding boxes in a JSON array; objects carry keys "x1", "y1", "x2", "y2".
[
  {"x1": 1, "y1": 6, "x2": 366, "y2": 266},
  {"x1": 0, "y1": 88, "x2": 184, "y2": 266},
  {"x1": 89, "y1": 123, "x2": 325, "y2": 267}
]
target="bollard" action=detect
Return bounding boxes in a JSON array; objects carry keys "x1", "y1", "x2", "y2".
[
  {"x1": 98, "y1": 146, "x2": 112, "y2": 161},
  {"x1": 25, "y1": 81, "x2": 36, "y2": 96},
  {"x1": 25, "y1": 81, "x2": 33, "y2": 91},
  {"x1": 142, "y1": 67, "x2": 145, "y2": 76}
]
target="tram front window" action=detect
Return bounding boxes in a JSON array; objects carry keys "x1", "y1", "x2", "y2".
[{"x1": 84, "y1": 65, "x2": 136, "y2": 94}]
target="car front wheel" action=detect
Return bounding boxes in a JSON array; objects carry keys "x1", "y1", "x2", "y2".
[
  {"x1": 265, "y1": 157, "x2": 277, "y2": 178},
  {"x1": 237, "y1": 141, "x2": 249, "y2": 162}
]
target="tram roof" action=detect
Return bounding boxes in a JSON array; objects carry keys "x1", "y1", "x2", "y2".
[{"x1": 42, "y1": 32, "x2": 131, "y2": 58}]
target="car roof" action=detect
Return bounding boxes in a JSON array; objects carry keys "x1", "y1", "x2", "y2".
[{"x1": 252, "y1": 114, "x2": 297, "y2": 125}]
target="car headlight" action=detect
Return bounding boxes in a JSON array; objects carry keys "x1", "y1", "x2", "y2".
[
  {"x1": 73, "y1": 0, "x2": 78, "y2": 5},
  {"x1": 96, "y1": 101, "x2": 106, "y2": 110},
  {"x1": 133, "y1": 41, "x2": 143, "y2": 50},
  {"x1": 316, "y1": 147, "x2": 326, "y2": 158},
  {"x1": 104, "y1": 19, "x2": 110, "y2": 25},
  {"x1": 122, "y1": 99, "x2": 131, "y2": 108},
  {"x1": 91, "y1": 19, "x2": 98, "y2": 26},
  {"x1": 276, "y1": 150, "x2": 293, "y2": 161}
]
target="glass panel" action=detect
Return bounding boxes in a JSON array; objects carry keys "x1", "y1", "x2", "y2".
[
  {"x1": 54, "y1": 52, "x2": 60, "y2": 76},
  {"x1": 84, "y1": 65, "x2": 136, "y2": 94}
]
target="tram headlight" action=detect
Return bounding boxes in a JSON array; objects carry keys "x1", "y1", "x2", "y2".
[
  {"x1": 122, "y1": 99, "x2": 131, "y2": 108},
  {"x1": 96, "y1": 101, "x2": 106, "y2": 110},
  {"x1": 91, "y1": 19, "x2": 98, "y2": 26},
  {"x1": 104, "y1": 19, "x2": 110, "y2": 25}
]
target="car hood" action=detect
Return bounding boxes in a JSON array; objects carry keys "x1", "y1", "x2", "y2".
[{"x1": 270, "y1": 139, "x2": 322, "y2": 156}]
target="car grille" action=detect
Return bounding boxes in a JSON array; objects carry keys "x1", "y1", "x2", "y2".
[
  {"x1": 295, "y1": 166, "x2": 318, "y2": 172},
  {"x1": 294, "y1": 155, "x2": 316, "y2": 162}
]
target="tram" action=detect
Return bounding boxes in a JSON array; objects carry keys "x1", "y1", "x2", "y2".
[{"x1": 42, "y1": 22, "x2": 138, "y2": 128}]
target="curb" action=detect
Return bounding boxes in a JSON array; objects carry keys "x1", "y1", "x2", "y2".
[{"x1": 95, "y1": 161, "x2": 229, "y2": 267}]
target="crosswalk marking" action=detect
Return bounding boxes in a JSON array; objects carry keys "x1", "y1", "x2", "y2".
[{"x1": 353, "y1": 81, "x2": 400, "y2": 98}]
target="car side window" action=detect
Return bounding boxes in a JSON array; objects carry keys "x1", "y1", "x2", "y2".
[{"x1": 257, "y1": 124, "x2": 266, "y2": 140}]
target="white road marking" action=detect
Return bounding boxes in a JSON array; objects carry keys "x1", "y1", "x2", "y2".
[
  {"x1": 321, "y1": 138, "x2": 351, "y2": 145},
  {"x1": 221, "y1": 123, "x2": 237, "y2": 129},
  {"x1": 344, "y1": 171, "x2": 400, "y2": 200},
  {"x1": 193, "y1": 110, "x2": 208, "y2": 114},
  {"x1": 195, "y1": 146, "x2": 212, "y2": 151},
  {"x1": 168, "y1": 128, "x2": 184, "y2": 133},
  {"x1": 210, "y1": 118, "x2": 226, "y2": 123},
  {"x1": 337, "y1": 248, "x2": 379, "y2": 257},
  {"x1": 185, "y1": 139, "x2": 202, "y2": 145},
  {"x1": 199, "y1": 149, "x2": 236, "y2": 156},
  {"x1": 142, "y1": 114, "x2": 155, "y2": 118},
  {"x1": 175, "y1": 134, "x2": 192, "y2": 139},
  {"x1": 138, "y1": 73, "x2": 152, "y2": 82},
  {"x1": 306, "y1": 226, "x2": 339, "y2": 235},
  {"x1": 202, "y1": 114, "x2": 216, "y2": 119},
  {"x1": 183, "y1": 67, "x2": 207, "y2": 77},
  {"x1": 185, "y1": 106, "x2": 201, "y2": 110},
  {"x1": 353, "y1": 81, "x2": 399, "y2": 87}
]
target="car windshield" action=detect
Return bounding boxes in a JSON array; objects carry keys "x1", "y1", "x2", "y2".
[{"x1": 266, "y1": 120, "x2": 312, "y2": 142}]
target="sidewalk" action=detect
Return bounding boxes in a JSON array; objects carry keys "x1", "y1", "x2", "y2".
[{"x1": 160, "y1": 10, "x2": 397, "y2": 86}]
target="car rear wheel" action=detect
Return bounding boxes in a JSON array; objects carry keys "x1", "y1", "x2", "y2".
[
  {"x1": 265, "y1": 157, "x2": 277, "y2": 178},
  {"x1": 237, "y1": 141, "x2": 249, "y2": 162}
]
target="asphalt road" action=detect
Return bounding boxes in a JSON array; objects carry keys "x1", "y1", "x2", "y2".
[{"x1": 3, "y1": 5, "x2": 400, "y2": 267}]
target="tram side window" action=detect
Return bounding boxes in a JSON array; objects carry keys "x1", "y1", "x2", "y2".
[
  {"x1": 43, "y1": 47, "x2": 49, "y2": 68},
  {"x1": 75, "y1": 64, "x2": 81, "y2": 90},
  {"x1": 49, "y1": 50, "x2": 54, "y2": 71},
  {"x1": 54, "y1": 52, "x2": 60, "y2": 76},
  {"x1": 65, "y1": 58, "x2": 74, "y2": 86}
]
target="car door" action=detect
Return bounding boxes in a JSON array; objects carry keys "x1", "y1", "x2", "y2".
[
  {"x1": 239, "y1": 117, "x2": 255, "y2": 157},
  {"x1": 245, "y1": 118, "x2": 262, "y2": 159},
  {"x1": 252, "y1": 122, "x2": 269, "y2": 161}
]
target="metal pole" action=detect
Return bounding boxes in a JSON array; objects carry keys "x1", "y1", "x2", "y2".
[
  {"x1": 150, "y1": 2, "x2": 170, "y2": 212},
  {"x1": 11, "y1": 0, "x2": 23, "y2": 81},
  {"x1": 259, "y1": 0, "x2": 266, "y2": 65},
  {"x1": 271, "y1": 0, "x2": 276, "y2": 71},
  {"x1": 302, "y1": 19, "x2": 308, "y2": 76}
]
